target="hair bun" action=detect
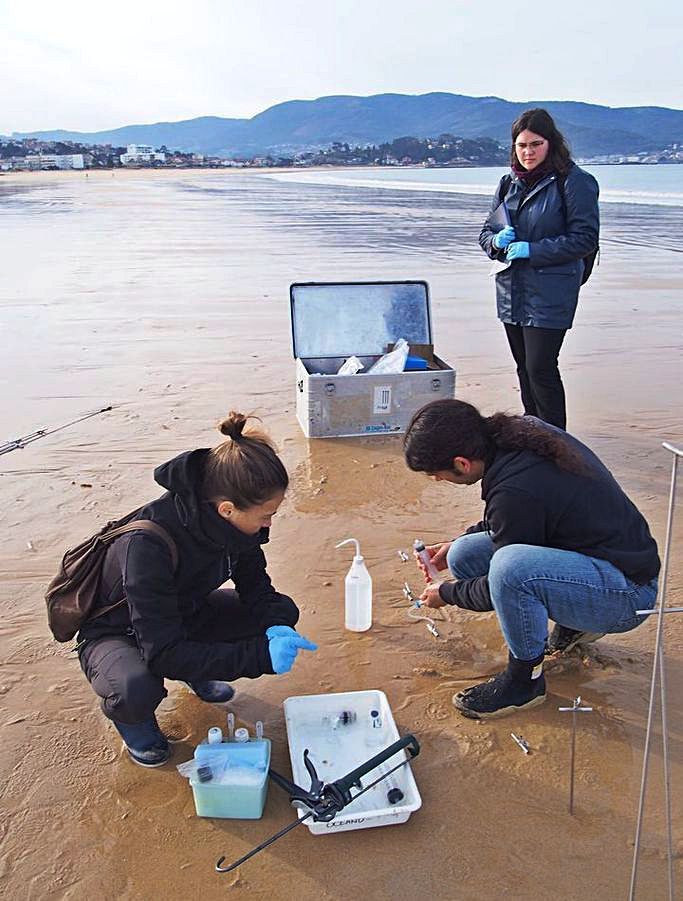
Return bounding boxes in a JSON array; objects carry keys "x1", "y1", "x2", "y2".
[{"x1": 218, "y1": 411, "x2": 248, "y2": 440}]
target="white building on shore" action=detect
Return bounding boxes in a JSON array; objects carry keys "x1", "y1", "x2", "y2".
[
  {"x1": 119, "y1": 144, "x2": 166, "y2": 165},
  {"x1": 1, "y1": 153, "x2": 85, "y2": 171}
]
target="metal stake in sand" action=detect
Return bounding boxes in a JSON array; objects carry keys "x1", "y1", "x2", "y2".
[
  {"x1": 0, "y1": 405, "x2": 114, "y2": 456},
  {"x1": 629, "y1": 441, "x2": 682, "y2": 901},
  {"x1": 558, "y1": 696, "x2": 593, "y2": 815},
  {"x1": 510, "y1": 732, "x2": 530, "y2": 755}
]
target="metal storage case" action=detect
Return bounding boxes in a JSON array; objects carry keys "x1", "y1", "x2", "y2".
[{"x1": 290, "y1": 280, "x2": 456, "y2": 438}]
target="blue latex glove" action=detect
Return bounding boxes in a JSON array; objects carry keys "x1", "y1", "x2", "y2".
[
  {"x1": 266, "y1": 625, "x2": 317, "y2": 674},
  {"x1": 492, "y1": 226, "x2": 516, "y2": 250},
  {"x1": 506, "y1": 241, "x2": 530, "y2": 260}
]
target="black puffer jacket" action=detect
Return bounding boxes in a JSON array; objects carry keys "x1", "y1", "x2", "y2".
[
  {"x1": 79, "y1": 449, "x2": 296, "y2": 681},
  {"x1": 439, "y1": 423, "x2": 660, "y2": 611},
  {"x1": 479, "y1": 162, "x2": 599, "y2": 329}
]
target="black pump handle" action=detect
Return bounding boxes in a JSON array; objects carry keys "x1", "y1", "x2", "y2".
[
  {"x1": 217, "y1": 733, "x2": 420, "y2": 874},
  {"x1": 332, "y1": 734, "x2": 420, "y2": 795}
]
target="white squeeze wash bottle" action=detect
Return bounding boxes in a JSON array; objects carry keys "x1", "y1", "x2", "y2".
[{"x1": 335, "y1": 538, "x2": 372, "y2": 632}]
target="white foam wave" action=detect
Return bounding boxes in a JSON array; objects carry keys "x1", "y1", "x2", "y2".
[{"x1": 264, "y1": 169, "x2": 683, "y2": 207}]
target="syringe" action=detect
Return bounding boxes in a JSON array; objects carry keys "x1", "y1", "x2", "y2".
[{"x1": 413, "y1": 539, "x2": 442, "y2": 583}]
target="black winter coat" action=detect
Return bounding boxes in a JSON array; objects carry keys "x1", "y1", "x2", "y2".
[
  {"x1": 479, "y1": 162, "x2": 599, "y2": 329},
  {"x1": 79, "y1": 449, "x2": 296, "y2": 681},
  {"x1": 438, "y1": 422, "x2": 660, "y2": 611}
]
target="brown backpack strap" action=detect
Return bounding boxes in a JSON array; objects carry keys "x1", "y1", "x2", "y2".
[
  {"x1": 103, "y1": 520, "x2": 179, "y2": 571},
  {"x1": 86, "y1": 521, "x2": 179, "y2": 626}
]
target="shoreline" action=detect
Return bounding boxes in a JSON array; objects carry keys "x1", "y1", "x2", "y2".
[
  {"x1": 3, "y1": 164, "x2": 682, "y2": 209},
  {"x1": 2, "y1": 159, "x2": 681, "y2": 181}
]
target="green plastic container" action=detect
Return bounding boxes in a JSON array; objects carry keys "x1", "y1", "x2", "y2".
[{"x1": 190, "y1": 739, "x2": 271, "y2": 819}]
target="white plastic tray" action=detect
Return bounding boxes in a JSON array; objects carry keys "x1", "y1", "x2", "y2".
[{"x1": 283, "y1": 689, "x2": 422, "y2": 834}]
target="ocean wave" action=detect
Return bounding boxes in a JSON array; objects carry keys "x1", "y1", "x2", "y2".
[
  {"x1": 597, "y1": 189, "x2": 683, "y2": 206},
  {"x1": 264, "y1": 169, "x2": 683, "y2": 208}
]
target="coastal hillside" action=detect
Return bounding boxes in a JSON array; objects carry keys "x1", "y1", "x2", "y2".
[{"x1": 14, "y1": 92, "x2": 683, "y2": 158}]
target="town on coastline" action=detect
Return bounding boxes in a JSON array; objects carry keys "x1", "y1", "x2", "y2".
[{"x1": 1, "y1": 134, "x2": 681, "y2": 173}]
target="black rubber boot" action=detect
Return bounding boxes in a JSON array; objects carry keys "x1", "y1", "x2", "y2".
[
  {"x1": 113, "y1": 715, "x2": 171, "y2": 767},
  {"x1": 184, "y1": 680, "x2": 235, "y2": 703},
  {"x1": 545, "y1": 625, "x2": 605, "y2": 655},
  {"x1": 453, "y1": 652, "x2": 547, "y2": 719}
]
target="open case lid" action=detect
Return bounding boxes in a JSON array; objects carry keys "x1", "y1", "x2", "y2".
[{"x1": 290, "y1": 280, "x2": 432, "y2": 359}]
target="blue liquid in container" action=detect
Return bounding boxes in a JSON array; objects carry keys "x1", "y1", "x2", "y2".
[{"x1": 190, "y1": 738, "x2": 271, "y2": 819}]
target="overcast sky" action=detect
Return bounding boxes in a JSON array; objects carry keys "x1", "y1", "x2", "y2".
[{"x1": 1, "y1": 0, "x2": 681, "y2": 135}]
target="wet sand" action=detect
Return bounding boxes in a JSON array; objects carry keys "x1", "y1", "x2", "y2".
[{"x1": 1, "y1": 168, "x2": 682, "y2": 900}]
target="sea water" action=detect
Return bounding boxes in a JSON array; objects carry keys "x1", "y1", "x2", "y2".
[{"x1": 265, "y1": 163, "x2": 683, "y2": 208}]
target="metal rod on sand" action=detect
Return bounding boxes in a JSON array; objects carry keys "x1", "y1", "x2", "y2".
[
  {"x1": 558, "y1": 697, "x2": 593, "y2": 815},
  {"x1": 629, "y1": 441, "x2": 682, "y2": 901},
  {"x1": 0, "y1": 405, "x2": 114, "y2": 457}
]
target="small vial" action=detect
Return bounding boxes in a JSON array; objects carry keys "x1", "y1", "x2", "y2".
[
  {"x1": 365, "y1": 711, "x2": 385, "y2": 749},
  {"x1": 234, "y1": 727, "x2": 249, "y2": 743},
  {"x1": 332, "y1": 710, "x2": 356, "y2": 729},
  {"x1": 413, "y1": 539, "x2": 441, "y2": 582},
  {"x1": 256, "y1": 721, "x2": 264, "y2": 740},
  {"x1": 207, "y1": 726, "x2": 222, "y2": 745},
  {"x1": 227, "y1": 712, "x2": 235, "y2": 740}
]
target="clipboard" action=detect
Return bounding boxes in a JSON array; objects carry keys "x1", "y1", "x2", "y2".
[
  {"x1": 489, "y1": 259, "x2": 511, "y2": 276},
  {"x1": 488, "y1": 199, "x2": 512, "y2": 275},
  {"x1": 489, "y1": 199, "x2": 511, "y2": 231}
]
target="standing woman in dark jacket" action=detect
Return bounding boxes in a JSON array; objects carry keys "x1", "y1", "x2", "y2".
[
  {"x1": 77, "y1": 412, "x2": 317, "y2": 767},
  {"x1": 479, "y1": 108, "x2": 600, "y2": 429}
]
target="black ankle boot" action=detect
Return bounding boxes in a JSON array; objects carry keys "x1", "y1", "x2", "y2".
[
  {"x1": 453, "y1": 652, "x2": 547, "y2": 719},
  {"x1": 545, "y1": 624, "x2": 605, "y2": 655},
  {"x1": 113, "y1": 715, "x2": 171, "y2": 767},
  {"x1": 184, "y1": 680, "x2": 235, "y2": 703}
]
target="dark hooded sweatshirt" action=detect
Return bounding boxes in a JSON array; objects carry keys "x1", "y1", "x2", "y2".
[
  {"x1": 78, "y1": 449, "x2": 295, "y2": 681},
  {"x1": 438, "y1": 427, "x2": 660, "y2": 611}
]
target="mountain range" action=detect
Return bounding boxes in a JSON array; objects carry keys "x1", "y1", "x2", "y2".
[{"x1": 13, "y1": 92, "x2": 683, "y2": 158}]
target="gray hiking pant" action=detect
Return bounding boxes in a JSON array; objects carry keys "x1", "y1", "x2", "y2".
[{"x1": 78, "y1": 589, "x2": 298, "y2": 724}]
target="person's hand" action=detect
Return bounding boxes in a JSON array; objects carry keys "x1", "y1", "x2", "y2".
[
  {"x1": 492, "y1": 226, "x2": 516, "y2": 250},
  {"x1": 264, "y1": 625, "x2": 298, "y2": 639},
  {"x1": 506, "y1": 241, "x2": 530, "y2": 260},
  {"x1": 266, "y1": 626, "x2": 317, "y2": 674},
  {"x1": 414, "y1": 541, "x2": 452, "y2": 583},
  {"x1": 419, "y1": 586, "x2": 446, "y2": 609}
]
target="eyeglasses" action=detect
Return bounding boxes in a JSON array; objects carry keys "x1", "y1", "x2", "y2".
[{"x1": 514, "y1": 140, "x2": 547, "y2": 150}]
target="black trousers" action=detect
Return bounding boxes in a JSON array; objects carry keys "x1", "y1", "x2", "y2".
[
  {"x1": 78, "y1": 589, "x2": 299, "y2": 725},
  {"x1": 503, "y1": 324, "x2": 568, "y2": 430}
]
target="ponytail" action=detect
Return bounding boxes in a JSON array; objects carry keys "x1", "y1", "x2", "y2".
[
  {"x1": 404, "y1": 400, "x2": 584, "y2": 474},
  {"x1": 203, "y1": 412, "x2": 288, "y2": 508},
  {"x1": 483, "y1": 411, "x2": 584, "y2": 472}
]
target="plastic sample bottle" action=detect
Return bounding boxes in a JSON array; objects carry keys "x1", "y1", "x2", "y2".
[
  {"x1": 365, "y1": 710, "x2": 385, "y2": 749},
  {"x1": 207, "y1": 727, "x2": 223, "y2": 745},
  {"x1": 335, "y1": 537, "x2": 372, "y2": 632},
  {"x1": 413, "y1": 539, "x2": 441, "y2": 583}
]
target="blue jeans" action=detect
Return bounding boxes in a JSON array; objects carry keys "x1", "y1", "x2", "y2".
[{"x1": 447, "y1": 532, "x2": 658, "y2": 660}]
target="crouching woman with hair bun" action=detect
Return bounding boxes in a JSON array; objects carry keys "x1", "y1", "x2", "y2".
[{"x1": 77, "y1": 412, "x2": 316, "y2": 767}]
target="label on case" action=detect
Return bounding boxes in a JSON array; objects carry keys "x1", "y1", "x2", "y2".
[{"x1": 373, "y1": 385, "x2": 392, "y2": 414}]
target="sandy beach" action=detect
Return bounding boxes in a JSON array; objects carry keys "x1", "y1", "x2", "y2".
[{"x1": 1, "y1": 167, "x2": 682, "y2": 900}]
